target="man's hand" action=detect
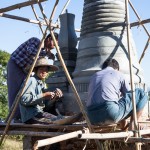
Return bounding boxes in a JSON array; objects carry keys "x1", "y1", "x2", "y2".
[
  {"x1": 46, "y1": 49, "x2": 55, "y2": 60},
  {"x1": 53, "y1": 88, "x2": 63, "y2": 99},
  {"x1": 43, "y1": 92, "x2": 55, "y2": 99}
]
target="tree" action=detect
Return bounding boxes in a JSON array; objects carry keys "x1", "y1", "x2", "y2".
[{"x1": 0, "y1": 50, "x2": 10, "y2": 119}]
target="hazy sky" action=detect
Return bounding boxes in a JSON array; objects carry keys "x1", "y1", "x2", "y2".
[{"x1": 0, "y1": 0, "x2": 150, "y2": 86}]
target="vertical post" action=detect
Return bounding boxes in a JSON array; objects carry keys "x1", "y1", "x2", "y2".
[{"x1": 125, "y1": 0, "x2": 140, "y2": 149}]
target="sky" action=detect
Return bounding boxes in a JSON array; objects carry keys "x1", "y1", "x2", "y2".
[{"x1": 0, "y1": 0, "x2": 150, "y2": 86}]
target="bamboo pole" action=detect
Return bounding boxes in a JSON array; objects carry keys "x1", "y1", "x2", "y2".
[
  {"x1": 130, "y1": 18, "x2": 150, "y2": 28},
  {"x1": 139, "y1": 37, "x2": 150, "y2": 63},
  {"x1": 0, "y1": 0, "x2": 47, "y2": 13},
  {"x1": 79, "y1": 131, "x2": 134, "y2": 140},
  {"x1": 79, "y1": 129, "x2": 150, "y2": 140},
  {"x1": 125, "y1": 0, "x2": 138, "y2": 133},
  {"x1": 0, "y1": 13, "x2": 40, "y2": 24},
  {"x1": 34, "y1": 130, "x2": 83, "y2": 149},
  {"x1": 126, "y1": 1, "x2": 140, "y2": 149},
  {"x1": 31, "y1": 4, "x2": 44, "y2": 34},
  {"x1": 0, "y1": 13, "x2": 59, "y2": 28}
]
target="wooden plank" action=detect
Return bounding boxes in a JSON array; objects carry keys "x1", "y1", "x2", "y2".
[
  {"x1": 0, "y1": 123, "x2": 117, "y2": 131},
  {"x1": 0, "y1": 0, "x2": 47, "y2": 13}
]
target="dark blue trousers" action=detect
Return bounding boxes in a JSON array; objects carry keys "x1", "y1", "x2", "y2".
[{"x1": 7, "y1": 59, "x2": 26, "y2": 118}]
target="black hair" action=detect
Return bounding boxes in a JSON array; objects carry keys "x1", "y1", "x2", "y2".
[
  {"x1": 45, "y1": 32, "x2": 58, "y2": 40},
  {"x1": 102, "y1": 58, "x2": 119, "y2": 70}
]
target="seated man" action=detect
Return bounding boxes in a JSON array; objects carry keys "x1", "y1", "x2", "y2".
[
  {"x1": 19, "y1": 57, "x2": 81, "y2": 124},
  {"x1": 86, "y1": 58, "x2": 148, "y2": 130}
]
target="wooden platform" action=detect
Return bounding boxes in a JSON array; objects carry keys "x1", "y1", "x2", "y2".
[{"x1": 0, "y1": 122, "x2": 118, "y2": 137}]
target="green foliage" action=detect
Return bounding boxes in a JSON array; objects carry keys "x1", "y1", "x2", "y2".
[
  {"x1": 0, "y1": 49, "x2": 10, "y2": 119},
  {"x1": 0, "y1": 50, "x2": 10, "y2": 67}
]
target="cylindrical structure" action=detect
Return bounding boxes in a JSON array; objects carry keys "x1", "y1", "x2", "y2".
[{"x1": 72, "y1": 0, "x2": 145, "y2": 93}]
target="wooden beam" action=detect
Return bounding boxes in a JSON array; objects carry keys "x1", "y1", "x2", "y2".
[
  {"x1": 0, "y1": 13, "x2": 40, "y2": 24},
  {"x1": 131, "y1": 18, "x2": 150, "y2": 27},
  {"x1": 0, "y1": 13, "x2": 81, "y2": 32},
  {"x1": 0, "y1": 131, "x2": 63, "y2": 137},
  {"x1": 0, "y1": 0, "x2": 47, "y2": 13},
  {"x1": 0, "y1": 13, "x2": 59, "y2": 28},
  {"x1": 79, "y1": 129, "x2": 150, "y2": 140}
]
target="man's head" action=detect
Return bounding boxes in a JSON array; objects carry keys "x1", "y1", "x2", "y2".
[
  {"x1": 34, "y1": 57, "x2": 58, "y2": 80},
  {"x1": 44, "y1": 32, "x2": 58, "y2": 50},
  {"x1": 102, "y1": 58, "x2": 119, "y2": 70}
]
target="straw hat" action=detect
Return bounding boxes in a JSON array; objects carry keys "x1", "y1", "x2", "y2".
[{"x1": 35, "y1": 57, "x2": 58, "y2": 71}]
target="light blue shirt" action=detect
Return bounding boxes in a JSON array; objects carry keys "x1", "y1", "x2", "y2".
[
  {"x1": 19, "y1": 75, "x2": 45, "y2": 122},
  {"x1": 87, "y1": 67, "x2": 130, "y2": 107}
]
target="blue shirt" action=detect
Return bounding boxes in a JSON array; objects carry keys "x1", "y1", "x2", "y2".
[
  {"x1": 87, "y1": 67, "x2": 130, "y2": 107},
  {"x1": 11, "y1": 37, "x2": 46, "y2": 69},
  {"x1": 19, "y1": 75, "x2": 45, "y2": 122}
]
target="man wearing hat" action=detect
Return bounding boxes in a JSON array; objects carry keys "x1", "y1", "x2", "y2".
[
  {"x1": 19, "y1": 57, "x2": 63, "y2": 124},
  {"x1": 19, "y1": 57, "x2": 82, "y2": 124}
]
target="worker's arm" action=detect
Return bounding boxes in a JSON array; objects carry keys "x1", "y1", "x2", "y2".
[
  {"x1": 20, "y1": 77, "x2": 45, "y2": 106},
  {"x1": 120, "y1": 74, "x2": 131, "y2": 96},
  {"x1": 26, "y1": 37, "x2": 46, "y2": 57}
]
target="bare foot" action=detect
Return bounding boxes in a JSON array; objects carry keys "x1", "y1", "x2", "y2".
[{"x1": 119, "y1": 120, "x2": 129, "y2": 130}]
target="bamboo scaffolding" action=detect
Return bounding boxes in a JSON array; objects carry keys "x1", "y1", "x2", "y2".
[
  {"x1": 0, "y1": 0, "x2": 54, "y2": 144},
  {"x1": 31, "y1": 4, "x2": 44, "y2": 34},
  {"x1": 0, "y1": 0, "x2": 47, "y2": 13},
  {"x1": 0, "y1": 28, "x2": 49, "y2": 146},
  {"x1": 33, "y1": 129, "x2": 150, "y2": 149},
  {"x1": 125, "y1": 0, "x2": 138, "y2": 133},
  {"x1": 131, "y1": 18, "x2": 150, "y2": 27},
  {"x1": 0, "y1": 0, "x2": 149, "y2": 149},
  {"x1": 34, "y1": 130, "x2": 83, "y2": 149},
  {"x1": 129, "y1": 0, "x2": 150, "y2": 38},
  {"x1": 129, "y1": 0, "x2": 150, "y2": 65}
]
